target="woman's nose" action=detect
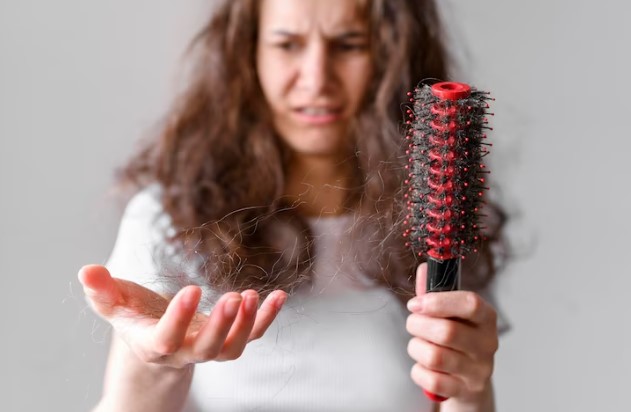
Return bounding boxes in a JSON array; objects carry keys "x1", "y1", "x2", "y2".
[{"x1": 297, "y1": 43, "x2": 332, "y2": 95}]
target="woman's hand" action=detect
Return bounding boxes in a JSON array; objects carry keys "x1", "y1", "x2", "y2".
[
  {"x1": 78, "y1": 264, "x2": 287, "y2": 369},
  {"x1": 406, "y1": 263, "x2": 498, "y2": 404}
]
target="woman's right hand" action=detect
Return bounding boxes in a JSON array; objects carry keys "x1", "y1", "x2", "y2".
[{"x1": 78, "y1": 264, "x2": 287, "y2": 369}]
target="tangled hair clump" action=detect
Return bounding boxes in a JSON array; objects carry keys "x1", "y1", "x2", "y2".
[{"x1": 116, "y1": 0, "x2": 509, "y2": 304}]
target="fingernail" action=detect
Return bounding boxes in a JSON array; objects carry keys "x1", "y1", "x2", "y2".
[
  {"x1": 244, "y1": 292, "x2": 258, "y2": 313},
  {"x1": 407, "y1": 297, "x2": 423, "y2": 312},
  {"x1": 82, "y1": 286, "x2": 98, "y2": 297},
  {"x1": 224, "y1": 297, "x2": 241, "y2": 318},
  {"x1": 275, "y1": 293, "x2": 287, "y2": 311},
  {"x1": 182, "y1": 288, "x2": 199, "y2": 310}
]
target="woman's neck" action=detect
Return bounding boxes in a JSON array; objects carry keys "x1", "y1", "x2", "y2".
[{"x1": 284, "y1": 154, "x2": 355, "y2": 217}]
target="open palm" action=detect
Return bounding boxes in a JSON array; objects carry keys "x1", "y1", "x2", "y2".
[{"x1": 79, "y1": 265, "x2": 287, "y2": 369}]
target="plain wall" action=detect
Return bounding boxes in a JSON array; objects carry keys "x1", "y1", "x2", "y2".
[{"x1": 1, "y1": 1, "x2": 629, "y2": 411}]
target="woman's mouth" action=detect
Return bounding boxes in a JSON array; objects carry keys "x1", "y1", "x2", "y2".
[{"x1": 293, "y1": 107, "x2": 342, "y2": 125}]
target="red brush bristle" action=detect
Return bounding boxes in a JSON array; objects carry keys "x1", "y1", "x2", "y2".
[{"x1": 404, "y1": 81, "x2": 492, "y2": 261}]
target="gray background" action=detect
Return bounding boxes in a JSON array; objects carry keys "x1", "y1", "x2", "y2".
[{"x1": 1, "y1": 0, "x2": 628, "y2": 411}]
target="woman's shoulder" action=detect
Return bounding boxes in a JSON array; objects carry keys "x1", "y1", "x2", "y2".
[
  {"x1": 105, "y1": 183, "x2": 173, "y2": 291},
  {"x1": 122, "y1": 183, "x2": 165, "y2": 221},
  {"x1": 117, "y1": 183, "x2": 175, "y2": 236}
]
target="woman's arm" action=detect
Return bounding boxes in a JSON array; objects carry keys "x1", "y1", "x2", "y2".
[
  {"x1": 80, "y1": 265, "x2": 287, "y2": 412},
  {"x1": 94, "y1": 334, "x2": 194, "y2": 412},
  {"x1": 439, "y1": 382, "x2": 495, "y2": 412}
]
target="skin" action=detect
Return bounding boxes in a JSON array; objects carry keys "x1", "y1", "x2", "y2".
[
  {"x1": 78, "y1": 264, "x2": 287, "y2": 411},
  {"x1": 79, "y1": 265, "x2": 287, "y2": 369},
  {"x1": 79, "y1": 0, "x2": 498, "y2": 410},
  {"x1": 256, "y1": 0, "x2": 372, "y2": 216}
]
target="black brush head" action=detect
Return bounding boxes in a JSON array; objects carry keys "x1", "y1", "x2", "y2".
[{"x1": 403, "y1": 81, "x2": 493, "y2": 262}]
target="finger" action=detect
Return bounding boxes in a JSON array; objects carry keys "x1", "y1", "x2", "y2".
[
  {"x1": 414, "y1": 291, "x2": 496, "y2": 326},
  {"x1": 78, "y1": 265, "x2": 123, "y2": 314},
  {"x1": 415, "y1": 263, "x2": 428, "y2": 297},
  {"x1": 248, "y1": 290, "x2": 287, "y2": 341},
  {"x1": 410, "y1": 363, "x2": 462, "y2": 399},
  {"x1": 409, "y1": 339, "x2": 494, "y2": 397},
  {"x1": 190, "y1": 293, "x2": 242, "y2": 361},
  {"x1": 406, "y1": 314, "x2": 483, "y2": 355},
  {"x1": 219, "y1": 290, "x2": 259, "y2": 359},
  {"x1": 151, "y1": 286, "x2": 202, "y2": 355},
  {"x1": 407, "y1": 337, "x2": 470, "y2": 377}
]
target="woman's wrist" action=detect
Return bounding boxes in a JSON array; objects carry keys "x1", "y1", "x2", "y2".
[
  {"x1": 97, "y1": 339, "x2": 196, "y2": 412},
  {"x1": 97, "y1": 364, "x2": 195, "y2": 412},
  {"x1": 144, "y1": 360, "x2": 195, "y2": 376},
  {"x1": 439, "y1": 381, "x2": 495, "y2": 412}
]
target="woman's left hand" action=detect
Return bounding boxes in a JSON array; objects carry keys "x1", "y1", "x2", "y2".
[{"x1": 406, "y1": 263, "x2": 498, "y2": 402}]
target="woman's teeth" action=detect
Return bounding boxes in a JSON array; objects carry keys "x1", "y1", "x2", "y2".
[{"x1": 300, "y1": 108, "x2": 335, "y2": 115}]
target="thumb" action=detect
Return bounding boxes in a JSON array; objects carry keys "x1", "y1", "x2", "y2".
[
  {"x1": 415, "y1": 262, "x2": 428, "y2": 298},
  {"x1": 78, "y1": 264, "x2": 123, "y2": 313}
]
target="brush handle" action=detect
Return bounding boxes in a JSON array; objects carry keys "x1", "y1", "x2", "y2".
[
  {"x1": 423, "y1": 257, "x2": 461, "y2": 402},
  {"x1": 427, "y1": 257, "x2": 460, "y2": 292}
]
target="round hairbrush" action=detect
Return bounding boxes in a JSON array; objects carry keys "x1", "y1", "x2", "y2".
[{"x1": 403, "y1": 81, "x2": 493, "y2": 402}]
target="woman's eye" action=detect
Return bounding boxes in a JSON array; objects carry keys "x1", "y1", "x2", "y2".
[
  {"x1": 275, "y1": 42, "x2": 300, "y2": 52},
  {"x1": 335, "y1": 43, "x2": 368, "y2": 52}
]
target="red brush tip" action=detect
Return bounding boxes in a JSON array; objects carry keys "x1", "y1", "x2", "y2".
[
  {"x1": 423, "y1": 389, "x2": 448, "y2": 402},
  {"x1": 431, "y1": 82, "x2": 471, "y2": 100}
]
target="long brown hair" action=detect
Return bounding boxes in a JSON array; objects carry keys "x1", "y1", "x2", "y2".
[{"x1": 117, "y1": 0, "x2": 508, "y2": 303}]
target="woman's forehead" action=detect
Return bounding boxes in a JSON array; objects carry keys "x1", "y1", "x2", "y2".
[{"x1": 259, "y1": 0, "x2": 369, "y2": 34}]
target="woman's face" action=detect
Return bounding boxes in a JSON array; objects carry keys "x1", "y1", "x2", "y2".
[{"x1": 256, "y1": 0, "x2": 373, "y2": 160}]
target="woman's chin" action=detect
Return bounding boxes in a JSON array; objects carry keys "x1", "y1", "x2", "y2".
[{"x1": 281, "y1": 126, "x2": 353, "y2": 159}]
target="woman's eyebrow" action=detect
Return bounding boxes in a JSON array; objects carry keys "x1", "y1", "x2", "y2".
[
  {"x1": 334, "y1": 30, "x2": 368, "y2": 40},
  {"x1": 269, "y1": 29, "x2": 368, "y2": 39}
]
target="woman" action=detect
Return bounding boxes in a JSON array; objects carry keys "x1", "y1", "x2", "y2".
[{"x1": 79, "y1": 0, "x2": 505, "y2": 410}]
